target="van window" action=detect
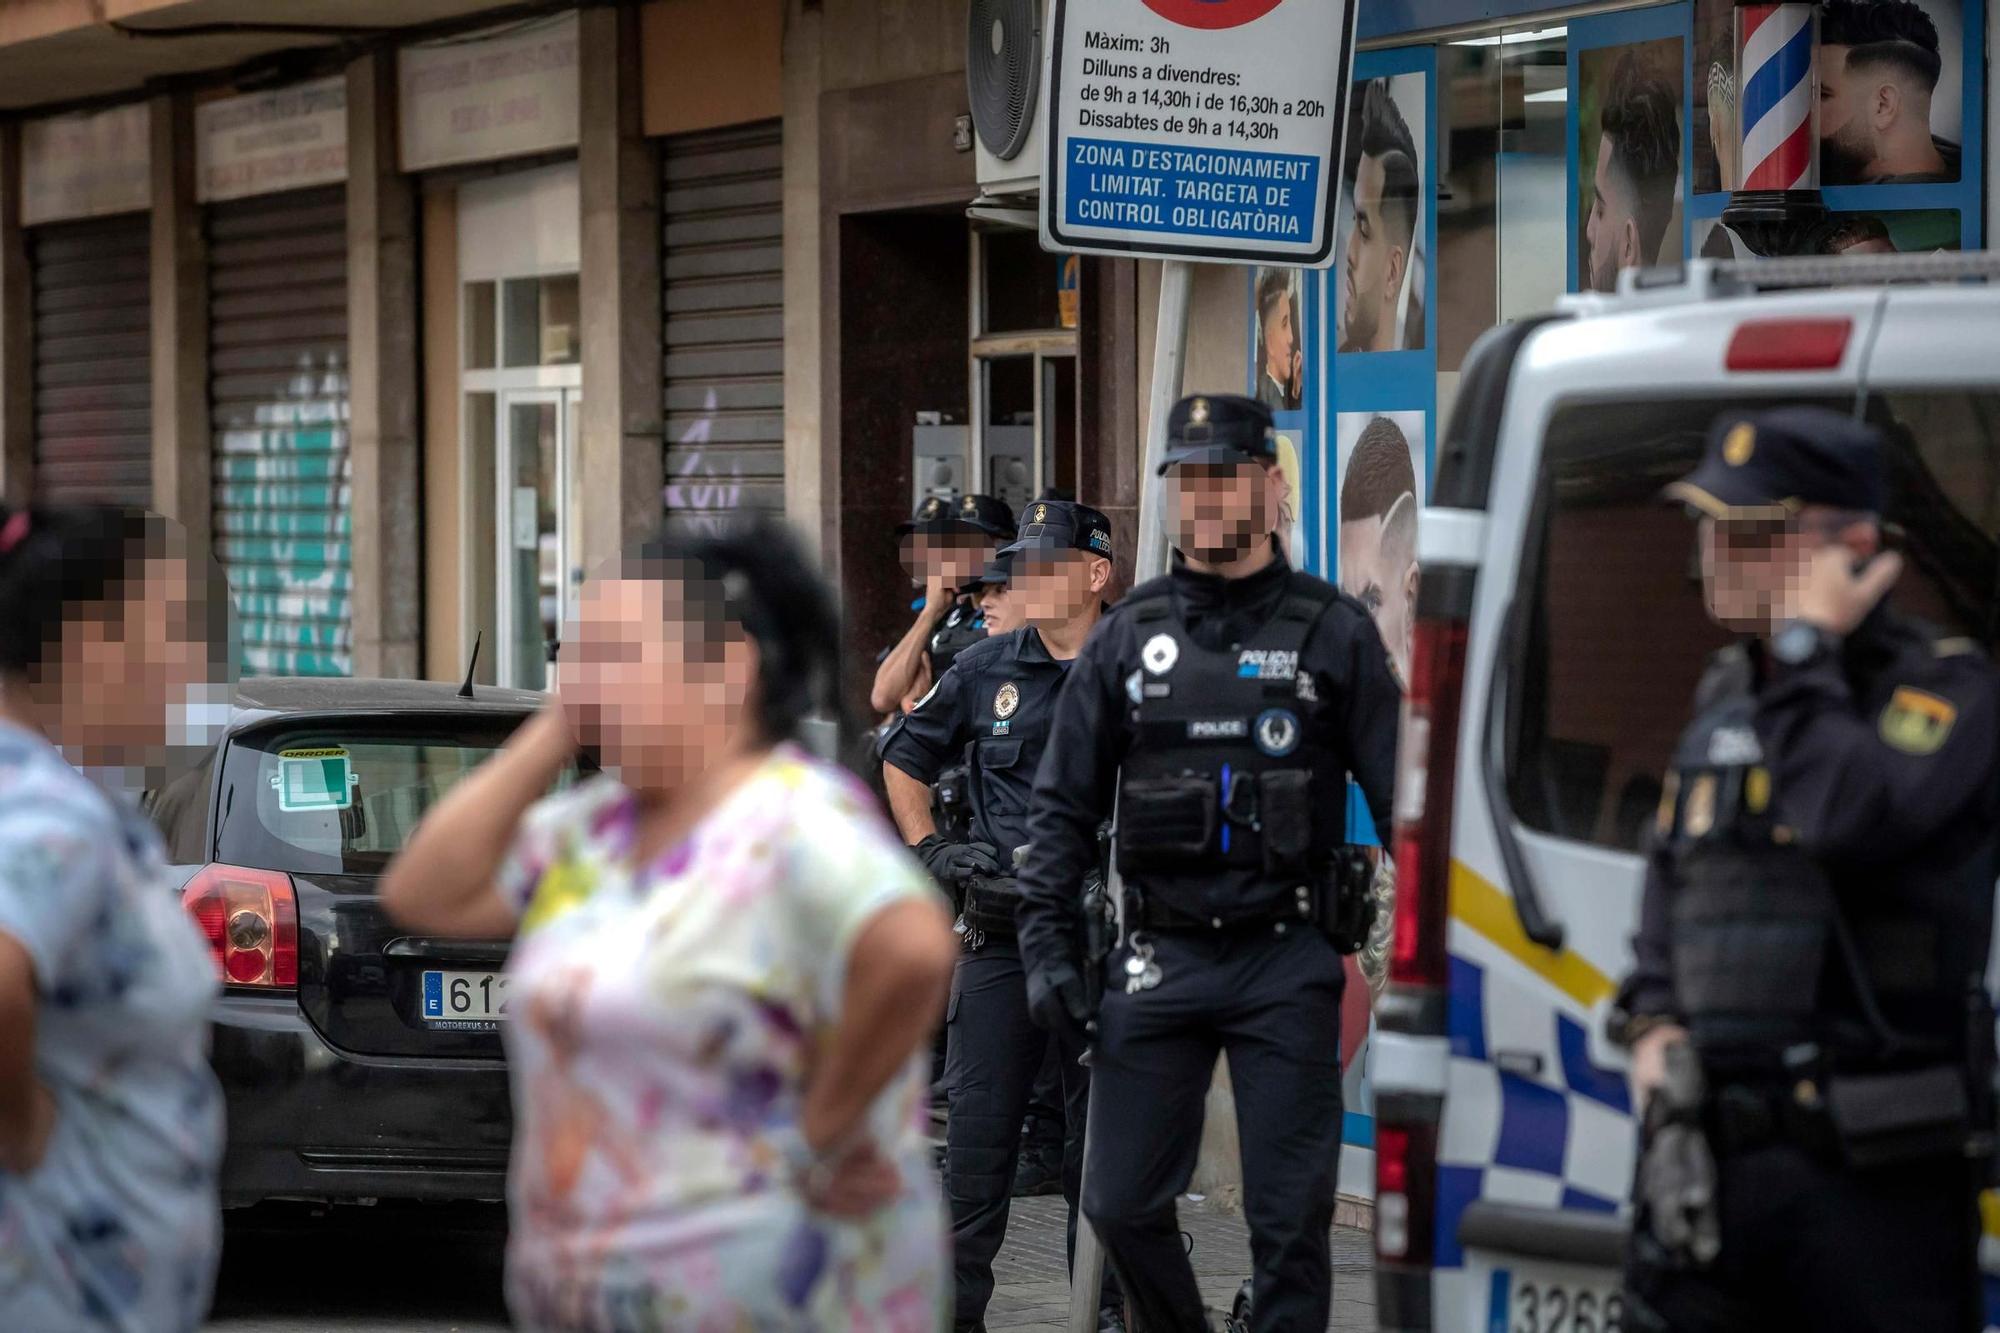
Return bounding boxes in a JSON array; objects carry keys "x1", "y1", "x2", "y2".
[{"x1": 1506, "y1": 392, "x2": 2000, "y2": 853}]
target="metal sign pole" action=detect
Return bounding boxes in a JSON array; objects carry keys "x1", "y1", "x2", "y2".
[{"x1": 1067, "y1": 259, "x2": 1194, "y2": 1333}]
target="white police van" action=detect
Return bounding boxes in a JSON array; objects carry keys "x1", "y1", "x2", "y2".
[{"x1": 1372, "y1": 252, "x2": 2000, "y2": 1333}]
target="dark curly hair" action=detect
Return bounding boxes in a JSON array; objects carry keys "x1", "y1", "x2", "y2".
[
  {"x1": 1821, "y1": 0, "x2": 1943, "y2": 92},
  {"x1": 0, "y1": 504, "x2": 200, "y2": 680},
  {"x1": 633, "y1": 514, "x2": 843, "y2": 746},
  {"x1": 1600, "y1": 51, "x2": 1682, "y2": 262}
]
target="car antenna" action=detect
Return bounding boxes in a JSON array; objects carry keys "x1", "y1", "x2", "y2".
[{"x1": 457, "y1": 631, "x2": 483, "y2": 700}]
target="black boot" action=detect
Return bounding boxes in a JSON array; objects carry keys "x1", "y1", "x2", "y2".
[
  {"x1": 1011, "y1": 1137, "x2": 1064, "y2": 1197},
  {"x1": 1222, "y1": 1278, "x2": 1253, "y2": 1333}
]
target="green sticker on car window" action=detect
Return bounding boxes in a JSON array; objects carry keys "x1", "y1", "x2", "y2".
[{"x1": 276, "y1": 747, "x2": 354, "y2": 812}]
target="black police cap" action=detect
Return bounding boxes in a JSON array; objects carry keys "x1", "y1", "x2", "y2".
[
  {"x1": 897, "y1": 492, "x2": 1016, "y2": 539},
  {"x1": 1666, "y1": 406, "x2": 1886, "y2": 519},
  {"x1": 999, "y1": 499, "x2": 1116, "y2": 561},
  {"x1": 959, "y1": 550, "x2": 1014, "y2": 594},
  {"x1": 1157, "y1": 394, "x2": 1279, "y2": 474}
]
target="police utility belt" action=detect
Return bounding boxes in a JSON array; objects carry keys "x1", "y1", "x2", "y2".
[{"x1": 1112, "y1": 583, "x2": 1376, "y2": 954}]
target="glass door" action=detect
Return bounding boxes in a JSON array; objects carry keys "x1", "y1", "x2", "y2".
[{"x1": 496, "y1": 388, "x2": 575, "y2": 690}]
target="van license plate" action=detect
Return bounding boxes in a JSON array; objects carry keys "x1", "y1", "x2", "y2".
[
  {"x1": 421, "y1": 970, "x2": 510, "y2": 1028},
  {"x1": 1489, "y1": 1263, "x2": 1624, "y2": 1333}
]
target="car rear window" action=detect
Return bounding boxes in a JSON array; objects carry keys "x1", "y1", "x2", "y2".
[
  {"x1": 1506, "y1": 390, "x2": 2000, "y2": 854},
  {"x1": 215, "y1": 717, "x2": 581, "y2": 875}
]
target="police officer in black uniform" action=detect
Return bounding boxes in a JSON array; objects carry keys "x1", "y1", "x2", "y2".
[
  {"x1": 1017, "y1": 395, "x2": 1400, "y2": 1332},
  {"x1": 1613, "y1": 406, "x2": 2000, "y2": 1331},
  {"x1": 871, "y1": 493, "x2": 1015, "y2": 717},
  {"x1": 881, "y1": 500, "x2": 1124, "y2": 1333}
]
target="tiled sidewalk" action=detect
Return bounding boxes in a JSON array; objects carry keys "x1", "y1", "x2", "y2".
[{"x1": 984, "y1": 1196, "x2": 1377, "y2": 1332}]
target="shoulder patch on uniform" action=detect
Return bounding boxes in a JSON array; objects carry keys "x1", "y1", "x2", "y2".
[
  {"x1": 1934, "y1": 637, "x2": 1982, "y2": 659},
  {"x1": 1880, "y1": 686, "x2": 1957, "y2": 755}
]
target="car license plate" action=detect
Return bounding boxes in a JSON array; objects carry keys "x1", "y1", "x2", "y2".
[
  {"x1": 1489, "y1": 1261, "x2": 1625, "y2": 1333},
  {"x1": 421, "y1": 969, "x2": 511, "y2": 1029}
]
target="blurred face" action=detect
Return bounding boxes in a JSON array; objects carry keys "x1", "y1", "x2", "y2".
[
  {"x1": 1167, "y1": 461, "x2": 1280, "y2": 565},
  {"x1": 1697, "y1": 509, "x2": 1877, "y2": 634},
  {"x1": 1585, "y1": 137, "x2": 1634, "y2": 292},
  {"x1": 556, "y1": 576, "x2": 757, "y2": 791},
  {"x1": 1010, "y1": 550, "x2": 1110, "y2": 627},
  {"x1": 45, "y1": 554, "x2": 216, "y2": 768},
  {"x1": 1261, "y1": 298, "x2": 1295, "y2": 377},
  {"x1": 1341, "y1": 154, "x2": 1393, "y2": 349}
]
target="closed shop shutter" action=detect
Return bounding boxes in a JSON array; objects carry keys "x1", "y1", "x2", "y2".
[
  {"x1": 660, "y1": 122, "x2": 783, "y2": 534},
  {"x1": 30, "y1": 214, "x2": 152, "y2": 507},
  {"x1": 207, "y1": 186, "x2": 351, "y2": 677}
]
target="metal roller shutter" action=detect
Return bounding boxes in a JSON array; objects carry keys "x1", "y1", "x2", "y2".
[
  {"x1": 208, "y1": 185, "x2": 351, "y2": 678},
  {"x1": 661, "y1": 122, "x2": 784, "y2": 533},
  {"x1": 30, "y1": 214, "x2": 152, "y2": 507}
]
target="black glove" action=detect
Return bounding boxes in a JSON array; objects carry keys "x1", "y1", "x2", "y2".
[
  {"x1": 1025, "y1": 959, "x2": 1094, "y2": 1044},
  {"x1": 915, "y1": 835, "x2": 1002, "y2": 890}
]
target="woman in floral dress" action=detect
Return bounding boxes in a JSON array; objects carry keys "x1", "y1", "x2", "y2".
[{"x1": 386, "y1": 516, "x2": 958, "y2": 1332}]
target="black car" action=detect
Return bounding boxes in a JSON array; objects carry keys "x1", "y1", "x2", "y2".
[{"x1": 146, "y1": 676, "x2": 582, "y2": 1209}]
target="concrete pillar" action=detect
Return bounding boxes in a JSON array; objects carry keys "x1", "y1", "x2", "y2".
[
  {"x1": 346, "y1": 51, "x2": 422, "y2": 679},
  {"x1": 782, "y1": 0, "x2": 825, "y2": 559},
  {"x1": 150, "y1": 93, "x2": 209, "y2": 550},
  {"x1": 578, "y1": 4, "x2": 663, "y2": 572},
  {"x1": 0, "y1": 125, "x2": 30, "y2": 508}
]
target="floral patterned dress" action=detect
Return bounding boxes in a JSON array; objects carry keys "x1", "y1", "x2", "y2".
[
  {"x1": 0, "y1": 724, "x2": 224, "y2": 1333},
  {"x1": 498, "y1": 745, "x2": 949, "y2": 1332}
]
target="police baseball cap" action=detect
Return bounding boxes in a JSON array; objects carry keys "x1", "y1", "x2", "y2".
[
  {"x1": 1666, "y1": 406, "x2": 1886, "y2": 519},
  {"x1": 1157, "y1": 394, "x2": 1279, "y2": 474},
  {"x1": 999, "y1": 499, "x2": 1116, "y2": 561},
  {"x1": 897, "y1": 492, "x2": 1016, "y2": 539}
]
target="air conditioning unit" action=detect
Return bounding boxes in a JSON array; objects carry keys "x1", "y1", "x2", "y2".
[{"x1": 969, "y1": 0, "x2": 1049, "y2": 204}]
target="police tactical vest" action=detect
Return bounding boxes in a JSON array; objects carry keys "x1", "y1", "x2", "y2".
[
  {"x1": 928, "y1": 596, "x2": 985, "y2": 681},
  {"x1": 1661, "y1": 643, "x2": 1968, "y2": 1068},
  {"x1": 1114, "y1": 576, "x2": 1344, "y2": 918}
]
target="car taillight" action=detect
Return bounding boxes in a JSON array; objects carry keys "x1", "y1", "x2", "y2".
[
  {"x1": 1390, "y1": 611, "x2": 1469, "y2": 989},
  {"x1": 182, "y1": 864, "x2": 298, "y2": 988},
  {"x1": 1376, "y1": 1120, "x2": 1439, "y2": 1265},
  {"x1": 1725, "y1": 317, "x2": 1851, "y2": 372}
]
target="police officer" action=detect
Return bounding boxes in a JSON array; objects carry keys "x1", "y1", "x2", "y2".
[
  {"x1": 1017, "y1": 394, "x2": 1400, "y2": 1332},
  {"x1": 871, "y1": 493, "x2": 1015, "y2": 717},
  {"x1": 881, "y1": 500, "x2": 1124, "y2": 1333},
  {"x1": 1612, "y1": 406, "x2": 2000, "y2": 1331}
]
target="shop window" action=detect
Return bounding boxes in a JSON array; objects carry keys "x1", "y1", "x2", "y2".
[
  {"x1": 1507, "y1": 391, "x2": 2000, "y2": 854},
  {"x1": 501, "y1": 275, "x2": 582, "y2": 368},
  {"x1": 465, "y1": 282, "x2": 496, "y2": 371},
  {"x1": 982, "y1": 229, "x2": 1067, "y2": 334},
  {"x1": 1436, "y1": 26, "x2": 1569, "y2": 381}
]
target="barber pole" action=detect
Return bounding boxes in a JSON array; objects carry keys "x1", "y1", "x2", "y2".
[
  {"x1": 1722, "y1": 0, "x2": 1826, "y2": 254},
  {"x1": 1737, "y1": 4, "x2": 1819, "y2": 189}
]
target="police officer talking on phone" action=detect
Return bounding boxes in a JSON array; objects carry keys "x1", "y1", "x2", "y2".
[
  {"x1": 1016, "y1": 395, "x2": 1399, "y2": 1332},
  {"x1": 1612, "y1": 406, "x2": 2000, "y2": 1331},
  {"x1": 880, "y1": 500, "x2": 1124, "y2": 1333}
]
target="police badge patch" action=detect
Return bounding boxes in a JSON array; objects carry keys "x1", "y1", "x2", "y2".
[
  {"x1": 994, "y1": 681, "x2": 1020, "y2": 719},
  {"x1": 1880, "y1": 687, "x2": 1957, "y2": 755},
  {"x1": 1254, "y1": 708, "x2": 1301, "y2": 757}
]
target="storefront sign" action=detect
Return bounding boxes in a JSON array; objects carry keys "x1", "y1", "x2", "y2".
[
  {"x1": 399, "y1": 13, "x2": 579, "y2": 172},
  {"x1": 197, "y1": 78, "x2": 348, "y2": 203},
  {"x1": 1042, "y1": 0, "x2": 1358, "y2": 266},
  {"x1": 22, "y1": 104, "x2": 151, "y2": 226}
]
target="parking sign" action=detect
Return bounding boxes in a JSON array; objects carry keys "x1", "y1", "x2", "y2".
[{"x1": 1041, "y1": 0, "x2": 1359, "y2": 266}]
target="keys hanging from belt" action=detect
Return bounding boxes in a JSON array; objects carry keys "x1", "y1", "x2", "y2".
[
  {"x1": 1124, "y1": 932, "x2": 1162, "y2": 993},
  {"x1": 954, "y1": 912, "x2": 986, "y2": 953}
]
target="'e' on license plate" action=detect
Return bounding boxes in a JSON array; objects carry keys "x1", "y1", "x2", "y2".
[{"x1": 421, "y1": 969, "x2": 510, "y2": 1027}]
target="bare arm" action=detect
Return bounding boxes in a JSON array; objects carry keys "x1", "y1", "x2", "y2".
[
  {"x1": 381, "y1": 707, "x2": 575, "y2": 939},
  {"x1": 871, "y1": 578, "x2": 950, "y2": 715},
  {"x1": 0, "y1": 933, "x2": 53, "y2": 1173},
  {"x1": 800, "y1": 896, "x2": 957, "y2": 1153},
  {"x1": 883, "y1": 763, "x2": 939, "y2": 845}
]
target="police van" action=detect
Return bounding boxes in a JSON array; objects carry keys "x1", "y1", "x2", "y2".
[{"x1": 1372, "y1": 252, "x2": 2000, "y2": 1332}]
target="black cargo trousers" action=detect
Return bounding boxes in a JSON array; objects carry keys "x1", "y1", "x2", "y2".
[{"x1": 945, "y1": 939, "x2": 1118, "y2": 1330}]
